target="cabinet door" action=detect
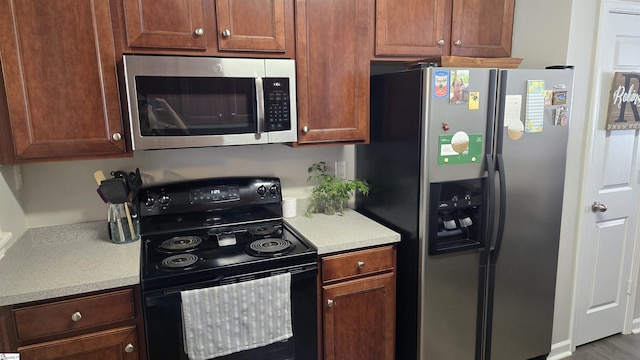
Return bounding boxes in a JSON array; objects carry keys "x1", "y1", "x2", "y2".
[
  {"x1": 0, "y1": 0, "x2": 125, "y2": 162},
  {"x1": 450, "y1": 0, "x2": 514, "y2": 57},
  {"x1": 375, "y1": 0, "x2": 450, "y2": 57},
  {"x1": 215, "y1": 0, "x2": 287, "y2": 52},
  {"x1": 18, "y1": 326, "x2": 139, "y2": 360},
  {"x1": 122, "y1": 0, "x2": 207, "y2": 50},
  {"x1": 295, "y1": 0, "x2": 372, "y2": 145},
  {"x1": 323, "y1": 272, "x2": 395, "y2": 360}
]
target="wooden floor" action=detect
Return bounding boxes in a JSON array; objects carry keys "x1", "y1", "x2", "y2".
[{"x1": 567, "y1": 333, "x2": 640, "y2": 359}]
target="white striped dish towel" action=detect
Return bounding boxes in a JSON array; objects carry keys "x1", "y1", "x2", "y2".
[{"x1": 180, "y1": 273, "x2": 293, "y2": 360}]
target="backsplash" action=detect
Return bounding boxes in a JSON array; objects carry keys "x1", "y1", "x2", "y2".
[{"x1": 10, "y1": 144, "x2": 351, "y2": 229}]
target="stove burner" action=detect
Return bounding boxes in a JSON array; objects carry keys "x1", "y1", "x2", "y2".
[
  {"x1": 247, "y1": 238, "x2": 294, "y2": 256},
  {"x1": 161, "y1": 254, "x2": 200, "y2": 269},
  {"x1": 159, "y1": 236, "x2": 203, "y2": 251},
  {"x1": 248, "y1": 225, "x2": 280, "y2": 237}
]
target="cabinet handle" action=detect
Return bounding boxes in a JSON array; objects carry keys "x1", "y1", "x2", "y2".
[
  {"x1": 454, "y1": 39, "x2": 462, "y2": 47},
  {"x1": 125, "y1": 343, "x2": 135, "y2": 353},
  {"x1": 222, "y1": 29, "x2": 231, "y2": 37},
  {"x1": 71, "y1": 311, "x2": 82, "y2": 322},
  {"x1": 302, "y1": 126, "x2": 309, "y2": 133},
  {"x1": 194, "y1": 28, "x2": 204, "y2": 36},
  {"x1": 437, "y1": 39, "x2": 445, "y2": 47},
  {"x1": 112, "y1": 132, "x2": 122, "y2": 141},
  {"x1": 357, "y1": 261, "x2": 365, "y2": 269},
  {"x1": 327, "y1": 299, "x2": 335, "y2": 308}
]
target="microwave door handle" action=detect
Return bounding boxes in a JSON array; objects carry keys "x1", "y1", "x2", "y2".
[{"x1": 255, "y1": 77, "x2": 265, "y2": 133}]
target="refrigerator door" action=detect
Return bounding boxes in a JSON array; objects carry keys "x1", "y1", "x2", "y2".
[
  {"x1": 488, "y1": 69, "x2": 573, "y2": 360},
  {"x1": 421, "y1": 68, "x2": 497, "y2": 360}
]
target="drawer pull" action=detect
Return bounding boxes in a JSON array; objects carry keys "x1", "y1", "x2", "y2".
[
  {"x1": 327, "y1": 299, "x2": 335, "y2": 308},
  {"x1": 71, "y1": 311, "x2": 82, "y2": 322},
  {"x1": 125, "y1": 343, "x2": 135, "y2": 353},
  {"x1": 357, "y1": 261, "x2": 365, "y2": 269}
]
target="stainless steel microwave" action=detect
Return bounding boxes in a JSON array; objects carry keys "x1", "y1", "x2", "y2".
[{"x1": 123, "y1": 55, "x2": 297, "y2": 150}]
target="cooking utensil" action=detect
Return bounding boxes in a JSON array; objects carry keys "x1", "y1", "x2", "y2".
[
  {"x1": 93, "y1": 170, "x2": 107, "y2": 185},
  {"x1": 99, "y1": 178, "x2": 129, "y2": 204},
  {"x1": 124, "y1": 202, "x2": 136, "y2": 239}
]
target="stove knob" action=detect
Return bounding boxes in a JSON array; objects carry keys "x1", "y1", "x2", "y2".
[
  {"x1": 257, "y1": 185, "x2": 267, "y2": 196},
  {"x1": 145, "y1": 195, "x2": 155, "y2": 207},
  {"x1": 159, "y1": 194, "x2": 170, "y2": 205},
  {"x1": 269, "y1": 184, "x2": 278, "y2": 195}
]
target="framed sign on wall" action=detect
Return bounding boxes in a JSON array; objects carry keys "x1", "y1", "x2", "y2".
[{"x1": 606, "y1": 72, "x2": 640, "y2": 130}]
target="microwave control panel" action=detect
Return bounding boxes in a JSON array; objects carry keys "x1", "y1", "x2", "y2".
[{"x1": 264, "y1": 78, "x2": 291, "y2": 131}]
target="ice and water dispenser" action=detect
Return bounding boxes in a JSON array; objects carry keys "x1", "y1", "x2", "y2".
[{"x1": 428, "y1": 179, "x2": 486, "y2": 255}]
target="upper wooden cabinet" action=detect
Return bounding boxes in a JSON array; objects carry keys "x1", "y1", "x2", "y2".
[
  {"x1": 375, "y1": 0, "x2": 515, "y2": 59},
  {"x1": 295, "y1": 0, "x2": 372, "y2": 145},
  {"x1": 0, "y1": 0, "x2": 126, "y2": 163},
  {"x1": 122, "y1": 0, "x2": 207, "y2": 50},
  {"x1": 216, "y1": 0, "x2": 287, "y2": 53},
  {"x1": 118, "y1": 0, "x2": 293, "y2": 57}
]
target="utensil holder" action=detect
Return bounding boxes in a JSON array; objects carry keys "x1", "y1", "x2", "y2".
[{"x1": 108, "y1": 203, "x2": 140, "y2": 244}]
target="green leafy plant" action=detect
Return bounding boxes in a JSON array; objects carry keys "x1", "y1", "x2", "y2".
[{"x1": 305, "y1": 161, "x2": 369, "y2": 217}]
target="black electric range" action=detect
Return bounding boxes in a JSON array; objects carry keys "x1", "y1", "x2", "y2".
[{"x1": 138, "y1": 177, "x2": 318, "y2": 360}]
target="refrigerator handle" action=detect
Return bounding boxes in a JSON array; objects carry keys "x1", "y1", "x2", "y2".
[
  {"x1": 484, "y1": 154, "x2": 496, "y2": 252},
  {"x1": 491, "y1": 154, "x2": 507, "y2": 263}
]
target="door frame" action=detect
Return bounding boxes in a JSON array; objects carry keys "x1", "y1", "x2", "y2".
[{"x1": 570, "y1": 0, "x2": 640, "y2": 351}]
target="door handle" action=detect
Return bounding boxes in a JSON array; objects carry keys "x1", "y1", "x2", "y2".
[{"x1": 592, "y1": 201, "x2": 607, "y2": 212}]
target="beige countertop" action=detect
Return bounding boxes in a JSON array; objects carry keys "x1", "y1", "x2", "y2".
[
  {"x1": 0, "y1": 209, "x2": 399, "y2": 306},
  {"x1": 285, "y1": 208, "x2": 400, "y2": 255},
  {"x1": 0, "y1": 221, "x2": 140, "y2": 307}
]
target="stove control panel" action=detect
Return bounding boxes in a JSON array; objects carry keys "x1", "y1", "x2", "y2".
[
  {"x1": 191, "y1": 185, "x2": 240, "y2": 204},
  {"x1": 138, "y1": 177, "x2": 282, "y2": 217}
]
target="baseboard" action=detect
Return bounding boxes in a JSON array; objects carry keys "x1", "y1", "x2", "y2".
[
  {"x1": 632, "y1": 318, "x2": 640, "y2": 334},
  {"x1": 546, "y1": 339, "x2": 572, "y2": 360}
]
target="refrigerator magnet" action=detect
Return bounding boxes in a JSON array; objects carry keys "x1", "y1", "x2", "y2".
[
  {"x1": 468, "y1": 92, "x2": 479, "y2": 110},
  {"x1": 543, "y1": 90, "x2": 553, "y2": 106},
  {"x1": 507, "y1": 120, "x2": 525, "y2": 140},
  {"x1": 450, "y1": 69, "x2": 469, "y2": 105},
  {"x1": 552, "y1": 90, "x2": 567, "y2": 105},
  {"x1": 433, "y1": 70, "x2": 449, "y2": 98},
  {"x1": 554, "y1": 106, "x2": 568, "y2": 126}
]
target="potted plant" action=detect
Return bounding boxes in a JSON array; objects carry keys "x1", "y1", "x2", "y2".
[{"x1": 305, "y1": 161, "x2": 369, "y2": 216}]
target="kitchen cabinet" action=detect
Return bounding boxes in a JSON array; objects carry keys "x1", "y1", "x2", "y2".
[
  {"x1": 374, "y1": 0, "x2": 515, "y2": 58},
  {"x1": 294, "y1": 0, "x2": 372, "y2": 145},
  {"x1": 121, "y1": 0, "x2": 207, "y2": 50},
  {"x1": 117, "y1": 0, "x2": 294, "y2": 57},
  {"x1": 320, "y1": 245, "x2": 396, "y2": 360},
  {"x1": 18, "y1": 327, "x2": 139, "y2": 360},
  {"x1": 215, "y1": 0, "x2": 287, "y2": 53},
  {"x1": 0, "y1": 287, "x2": 146, "y2": 360},
  {"x1": 0, "y1": 0, "x2": 126, "y2": 163}
]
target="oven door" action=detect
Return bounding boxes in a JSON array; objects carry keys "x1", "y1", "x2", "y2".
[{"x1": 142, "y1": 263, "x2": 318, "y2": 360}]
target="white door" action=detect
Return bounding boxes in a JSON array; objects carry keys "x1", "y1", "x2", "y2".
[{"x1": 574, "y1": 1, "x2": 640, "y2": 346}]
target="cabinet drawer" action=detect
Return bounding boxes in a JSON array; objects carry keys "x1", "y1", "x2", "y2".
[
  {"x1": 13, "y1": 290, "x2": 135, "y2": 341},
  {"x1": 322, "y1": 246, "x2": 394, "y2": 283}
]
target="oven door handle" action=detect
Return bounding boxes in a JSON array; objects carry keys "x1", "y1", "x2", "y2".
[
  {"x1": 145, "y1": 264, "x2": 318, "y2": 307},
  {"x1": 255, "y1": 77, "x2": 265, "y2": 134}
]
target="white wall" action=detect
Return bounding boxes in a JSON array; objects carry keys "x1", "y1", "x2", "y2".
[
  {"x1": 17, "y1": 144, "x2": 347, "y2": 228},
  {"x1": 0, "y1": 165, "x2": 26, "y2": 239}
]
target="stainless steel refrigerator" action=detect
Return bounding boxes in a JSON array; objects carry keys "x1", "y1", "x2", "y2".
[{"x1": 356, "y1": 66, "x2": 574, "y2": 360}]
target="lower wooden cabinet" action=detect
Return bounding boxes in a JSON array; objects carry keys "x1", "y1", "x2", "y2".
[
  {"x1": 320, "y1": 245, "x2": 396, "y2": 360},
  {"x1": 0, "y1": 286, "x2": 146, "y2": 360},
  {"x1": 18, "y1": 326, "x2": 139, "y2": 360}
]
